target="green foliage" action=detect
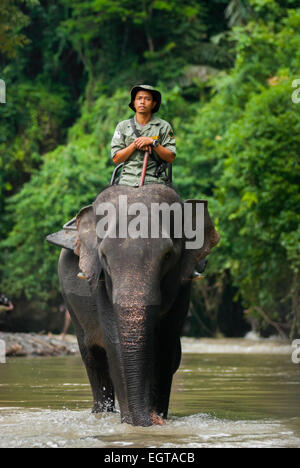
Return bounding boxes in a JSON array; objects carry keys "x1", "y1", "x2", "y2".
[
  {"x1": 58, "y1": 0, "x2": 230, "y2": 86},
  {"x1": 0, "y1": 81, "x2": 73, "y2": 241},
  {"x1": 215, "y1": 81, "x2": 300, "y2": 337},
  {"x1": 225, "y1": 0, "x2": 254, "y2": 27},
  {"x1": 0, "y1": 0, "x2": 39, "y2": 60},
  {"x1": 174, "y1": 5, "x2": 300, "y2": 338},
  {"x1": 0, "y1": 0, "x2": 87, "y2": 239}
]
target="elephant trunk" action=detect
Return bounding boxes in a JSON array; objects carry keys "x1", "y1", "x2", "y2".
[{"x1": 112, "y1": 303, "x2": 159, "y2": 427}]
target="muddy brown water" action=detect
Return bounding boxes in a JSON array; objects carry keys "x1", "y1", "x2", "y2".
[{"x1": 0, "y1": 336, "x2": 299, "y2": 448}]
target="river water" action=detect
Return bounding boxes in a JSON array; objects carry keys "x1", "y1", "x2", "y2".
[{"x1": 0, "y1": 336, "x2": 299, "y2": 448}]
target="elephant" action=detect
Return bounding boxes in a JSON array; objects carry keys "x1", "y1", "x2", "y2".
[{"x1": 50, "y1": 184, "x2": 219, "y2": 427}]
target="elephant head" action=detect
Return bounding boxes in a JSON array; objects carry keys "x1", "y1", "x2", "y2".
[{"x1": 74, "y1": 185, "x2": 219, "y2": 426}]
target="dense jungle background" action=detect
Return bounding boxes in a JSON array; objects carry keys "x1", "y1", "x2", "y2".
[{"x1": 0, "y1": 0, "x2": 299, "y2": 340}]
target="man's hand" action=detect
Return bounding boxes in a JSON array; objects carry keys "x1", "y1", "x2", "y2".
[
  {"x1": 142, "y1": 145, "x2": 152, "y2": 153},
  {"x1": 134, "y1": 137, "x2": 153, "y2": 152}
]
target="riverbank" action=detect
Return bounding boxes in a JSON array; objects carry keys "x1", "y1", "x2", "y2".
[
  {"x1": 181, "y1": 332, "x2": 292, "y2": 355},
  {"x1": 0, "y1": 331, "x2": 292, "y2": 358},
  {"x1": 0, "y1": 332, "x2": 79, "y2": 357}
]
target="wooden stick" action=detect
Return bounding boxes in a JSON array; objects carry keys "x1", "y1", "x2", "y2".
[{"x1": 139, "y1": 151, "x2": 149, "y2": 187}]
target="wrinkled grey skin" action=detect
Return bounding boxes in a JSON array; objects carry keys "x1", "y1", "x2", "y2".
[{"x1": 58, "y1": 184, "x2": 219, "y2": 427}]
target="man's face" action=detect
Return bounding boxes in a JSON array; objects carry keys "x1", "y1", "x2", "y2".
[{"x1": 134, "y1": 90, "x2": 156, "y2": 114}]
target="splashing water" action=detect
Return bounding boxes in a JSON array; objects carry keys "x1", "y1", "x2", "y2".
[{"x1": 0, "y1": 337, "x2": 299, "y2": 448}]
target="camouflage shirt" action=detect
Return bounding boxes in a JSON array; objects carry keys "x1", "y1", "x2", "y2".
[{"x1": 111, "y1": 114, "x2": 176, "y2": 187}]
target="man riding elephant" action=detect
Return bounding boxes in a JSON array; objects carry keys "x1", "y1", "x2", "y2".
[
  {"x1": 78, "y1": 85, "x2": 204, "y2": 280},
  {"x1": 111, "y1": 84, "x2": 176, "y2": 187},
  {"x1": 46, "y1": 86, "x2": 220, "y2": 427}
]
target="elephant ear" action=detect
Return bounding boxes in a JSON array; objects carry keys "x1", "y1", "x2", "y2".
[
  {"x1": 181, "y1": 199, "x2": 220, "y2": 283},
  {"x1": 75, "y1": 205, "x2": 102, "y2": 292}
]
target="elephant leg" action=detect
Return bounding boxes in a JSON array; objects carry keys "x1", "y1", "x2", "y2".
[
  {"x1": 87, "y1": 344, "x2": 115, "y2": 413},
  {"x1": 153, "y1": 334, "x2": 181, "y2": 419},
  {"x1": 62, "y1": 296, "x2": 115, "y2": 413},
  {"x1": 154, "y1": 283, "x2": 191, "y2": 418}
]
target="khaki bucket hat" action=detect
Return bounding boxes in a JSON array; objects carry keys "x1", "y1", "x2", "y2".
[{"x1": 129, "y1": 84, "x2": 161, "y2": 113}]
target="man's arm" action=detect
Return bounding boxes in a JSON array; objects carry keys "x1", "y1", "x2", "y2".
[
  {"x1": 113, "y1": 142, "x2": 136, "y2": 164},
  {"x1": 113, "y1": 140, "x2": 154, "y2": 164},
  {"x1": 152, "y1": 143, "x2": 175, "y2": 163}
]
